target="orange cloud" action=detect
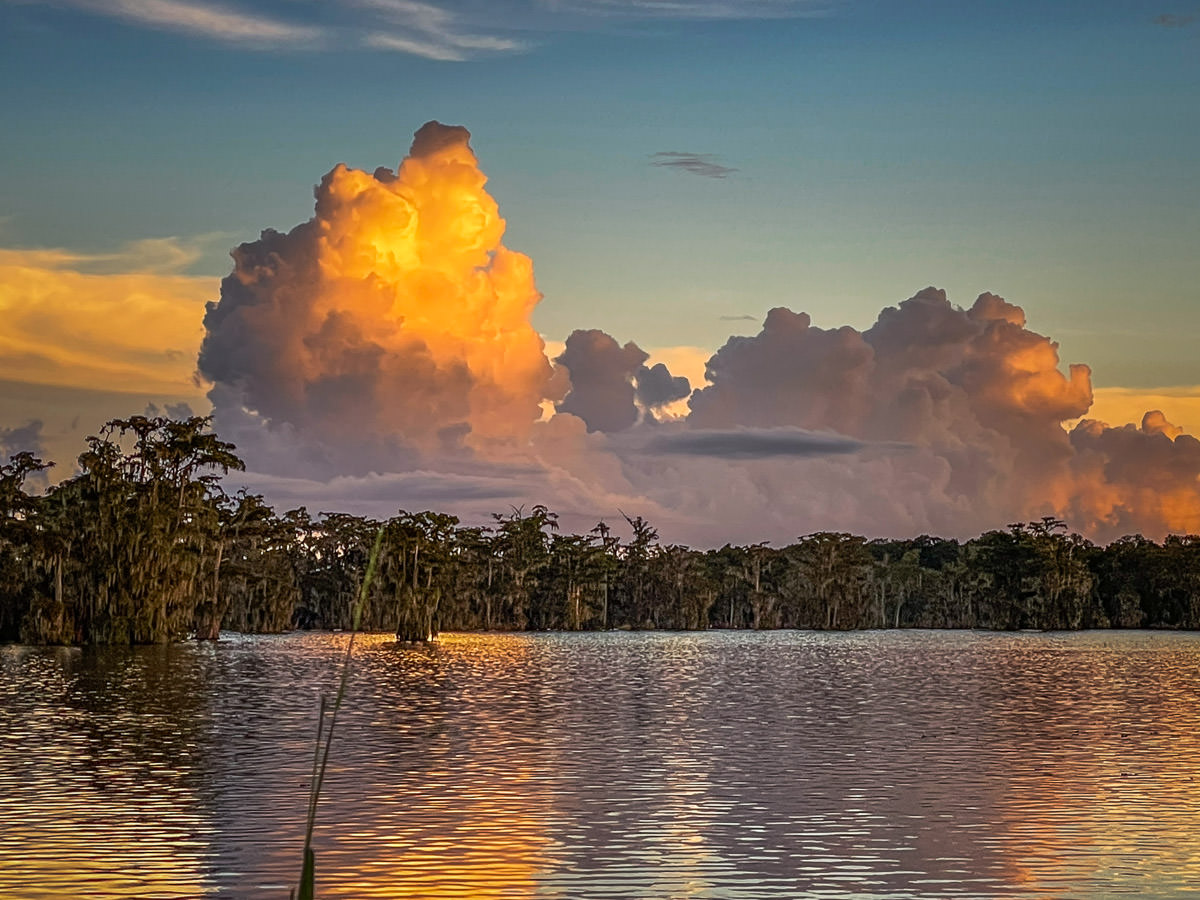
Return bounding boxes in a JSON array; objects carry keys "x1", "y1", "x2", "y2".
[
  {"x1": 0, "y1": 243, "x2": 214, "y2": 398},
  {"x1": 200, "y1": 122, "x2": 563, "y2": 474},
  {"x1": 184, "y1": 120, "x2": 1200, "y2": 545},
  {"x1": 1085, "y1": 386, "x2": 1200, "y2": 436}
]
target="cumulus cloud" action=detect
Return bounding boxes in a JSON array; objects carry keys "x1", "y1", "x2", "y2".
[
  {"x1": 189, "y1": 124, "x2": 1200, "y2": 546},
  {"x1": 1085, "y1": 387, "x2": 1200, "y2": 437},
  {"x1": 650, "y1": 151, "x2": 738, "y2": 179},
  {"x1": 635, "y1": 362, "x2": 690, "y2": 411},
  {"x1": 200, "y1": 121, "x2": 564, "y2": 477},
  {"x1": 680, "y1": 288, "x2": 1104, "y2": 534},
  {"x1": 1067, "y1": 411, "x2": 1200, "y2": 538},
  {"x1": 554, "y1": 330, "x2": 647, "y2": 433},
  {"x1": 554, "y1": 330, "x2": 693, "y2": 431}
]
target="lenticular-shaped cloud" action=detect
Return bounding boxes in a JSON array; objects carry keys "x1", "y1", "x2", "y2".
[
  {"x1": 645, "y1": 426, "x2": 868, "y2": 459},
  {"x1": 650, "y1": 151, "x2": 738, "y2": 179}
]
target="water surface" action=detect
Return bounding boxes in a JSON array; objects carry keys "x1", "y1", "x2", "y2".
[{"x1": 2, "y1": 630, "x2": 1199, "y2": 898}]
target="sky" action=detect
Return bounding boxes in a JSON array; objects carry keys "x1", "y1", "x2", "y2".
[{"x1": 2, "y1": 0, "x2": 1200, "y2": 544}]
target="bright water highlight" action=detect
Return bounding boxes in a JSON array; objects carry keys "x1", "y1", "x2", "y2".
[{"x1": 2, "y1": 630, "x2": 1199, "y2": 897}]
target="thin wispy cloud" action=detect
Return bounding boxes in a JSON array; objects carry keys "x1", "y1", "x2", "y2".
[
  {"x1": 363, "y1": 32, "x2": 468, "y2": 60},
  {"x1": 359, "y1": 0, "x2": 526, "y2": 59},
  {"x1": 27, "y1": 0, "x2": 835, "y2": 58},
  {"x1": 651, "y1": 151, "x2": 738, "y2": 179},
  {"x1": 543, "y1": 0, "x2": 830, "y2": 20},
  {"x1": 79, "y1": 0, "x2": 323, "y2": 45}
]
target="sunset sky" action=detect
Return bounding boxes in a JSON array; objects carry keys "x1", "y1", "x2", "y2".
[{"x1": 2, "y1": 0, "x2": 1199, "y2": 544}]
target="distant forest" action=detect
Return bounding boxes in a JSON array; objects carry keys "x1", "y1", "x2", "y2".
[{"x1": 2, "y1": 416, "x2": 1198, "y2": 646}]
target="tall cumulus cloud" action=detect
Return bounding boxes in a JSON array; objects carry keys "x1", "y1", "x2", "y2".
[
  {"x1": 197, "y1": 123, "x2": 1200, "y2": 545},
  {"x1": 199, "y1": 122, "x2": 564, "y2": 476}
]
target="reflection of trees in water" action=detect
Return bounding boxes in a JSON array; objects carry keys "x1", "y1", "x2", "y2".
[
  {"x1": 6, "y1": 631, "x2": 1200, "y2": 898},
  {"x1": 197, "y1": 634, "x2": 562, "y2": 899},
  {"x1": 0, "y1": 642, "x2": 217, "y2": 896}
]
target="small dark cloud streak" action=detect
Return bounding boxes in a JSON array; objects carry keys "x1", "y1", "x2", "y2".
[
  {"x1": 1153, "y1": 13, "x2": 1197, "y2": 26},
  {"x1": 651, "y1": 151, "x2": 738, "y2": 179},
  {"x1": 645, "y1": 426, "x2": 870, "y2": 459}
]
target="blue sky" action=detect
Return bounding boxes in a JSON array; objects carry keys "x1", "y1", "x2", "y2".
[{"x1": 2, "y1": 0, "x2": 1198, "y2": 387}]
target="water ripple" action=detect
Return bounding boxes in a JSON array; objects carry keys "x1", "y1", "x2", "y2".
[{"x1": 2, "y1": 630, "x2": 1200, "y2": 897}]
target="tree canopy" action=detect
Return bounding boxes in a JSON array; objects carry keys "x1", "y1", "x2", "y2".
[{"x1": 3, "y1": 417, "x2": 1200, "y2": 645}]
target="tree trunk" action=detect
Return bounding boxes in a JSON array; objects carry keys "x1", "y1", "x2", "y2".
[{"x1": 196, "y1": 542, "x2": 224, "y2": 641}]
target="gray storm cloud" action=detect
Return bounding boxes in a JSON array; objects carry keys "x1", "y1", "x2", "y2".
[
  {"x1": 635, "y1": 362, "x2": 692, "y2": 412},
  {"x1": 644, "y1": 427, "x2": 869, "y2": 459},
  {"x1": 554, "y1": 330, "x2": 648, "y2": 432},
  {"x1": 0, "y1": 421, "x2": 46, "y2": 461},
  {"x1": 554, "y1": 329, "x2": 692, "y2": 432}
]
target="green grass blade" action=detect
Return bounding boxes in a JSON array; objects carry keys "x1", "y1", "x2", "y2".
[{"x1": 297, "y1": 526, "x2": 384, "y2": 898}]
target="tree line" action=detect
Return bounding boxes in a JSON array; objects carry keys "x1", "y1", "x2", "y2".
[{"x1": 1, "y1": 415, "x2": 1198, "y2": 645}]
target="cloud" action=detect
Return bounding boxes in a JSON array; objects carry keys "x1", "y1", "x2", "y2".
[
  {"x1": 0, "y1": 420, "x2": 47, "y2": 461},
  {"x1": 635, "y1": 361, "x2": 690, "y2": 410},
  {"x1": 553, "y1": 330, "x2": 693, "y2": 431},
  {"x1": 199, "y1": 121, "x2": 565, "y2": 478},
  {"x1": 183, "y1": 124, "x2": 1200, "y2": 546},
  {"x1": 1153, "y1": 13, "x2": 1197, "y2": 27},
  {"x1": 644, "y1": 426, "x2": 869, "y2": 459},
  {"x1": 359, "y1": 0, "x2": 526, "y2": 59},
  {"x1": 650, "y1": 151, "x2": 738, "y2": 179},
  {"x1": 1067, "y1": 412, "x2": 1200, "y2": 538},
  {"x1": 555, "y1": 330, "x2": 648, "y2": 432},
  {"x1": 29, "y1": 0, "x2": 832, "y2": 59},
  {"x1": 546, "y1": 0, "x2": 831, "y2": 20},
  {"x1": 234, "y1": 466, "x2": 527, "y2": 507},
  {"x1": 75, "y1": 0, "x2": 323, "y2": 45},
  {"x1": 363, "y1": 31, "x2": 471, "y2": 60},
  {"x1": 0, "y1": 242, "x2": 215, "y2": 396},
  {"x1": 1084, "y1": 386, "x2": 1200, "y2": 436}
]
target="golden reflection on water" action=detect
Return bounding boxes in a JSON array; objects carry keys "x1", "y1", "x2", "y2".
[
  {"x1": 5, "y1": 631, "x2": 1200, "y2": 898},
  {"x1": 309, "y1": 634, "x2": 558, "y2": 899},
  {"x1": 0, "y1": 644, "x2": 217, "y2": 898},
  {"x1": 982, "y1": 632, "x2": 1200, "y2": 896}
]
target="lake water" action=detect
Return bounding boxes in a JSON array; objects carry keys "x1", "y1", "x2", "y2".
[{"x1": 2, "y1": 630, "x2": 1200, "y2": 898}]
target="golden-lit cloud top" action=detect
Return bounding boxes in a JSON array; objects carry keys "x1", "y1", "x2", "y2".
[
  {"x1": 8, "y1": 121, "x2": 1200, "y2": 544},
  {"x1": 191, "y1": 123, "x2": 1200, "y2": 543},
  {"x1": 199, "y1": 122, "x2": 562, "y2": 474}
]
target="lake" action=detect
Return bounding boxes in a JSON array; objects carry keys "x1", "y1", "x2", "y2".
[{"x1": 2, "y1": 630, "x2": 1199, "y2": 898}]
